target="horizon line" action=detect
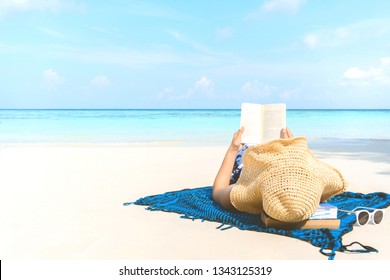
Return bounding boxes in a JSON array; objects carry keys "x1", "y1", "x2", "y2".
[{"x1": 0, "y1": 108, "x2": 389, "y2": 111}]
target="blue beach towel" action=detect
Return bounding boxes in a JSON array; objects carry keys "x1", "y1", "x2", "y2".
[{"x1": 125, "y1": 187, "x2": 390, "y2": 260}]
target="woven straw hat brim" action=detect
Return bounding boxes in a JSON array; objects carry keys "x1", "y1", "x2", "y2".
[{"x1": 230, "y1": 137, "x2": 347, "y2": 222}]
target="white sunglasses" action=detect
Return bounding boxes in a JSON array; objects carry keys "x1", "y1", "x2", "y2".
[{"x1": 339, "y1": 207, "x2": 384, "y2": 226}]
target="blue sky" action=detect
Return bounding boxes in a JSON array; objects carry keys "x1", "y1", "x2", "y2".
[{"x1": 1, "y1": 0, "x2": 390, "y2": 109}]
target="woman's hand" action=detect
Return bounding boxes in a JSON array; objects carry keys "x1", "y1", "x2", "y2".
[
  {"x1": 280, "y1": 128, "x2": 294, "y2": 139},
  {"x1": 229, "y1": 127, "x2": 244, "y2": 152}
]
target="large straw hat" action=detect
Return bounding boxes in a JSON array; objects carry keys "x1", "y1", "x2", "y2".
[{"x1": 230, "y1": 137, "x2": 347, "y2": 223}]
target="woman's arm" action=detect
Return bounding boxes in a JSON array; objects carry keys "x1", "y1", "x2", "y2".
[{"x1": 212, "y1": 127, "x2": 244, "y2": 210}]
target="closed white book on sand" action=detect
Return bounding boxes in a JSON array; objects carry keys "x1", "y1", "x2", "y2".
[
  {"x1": 261, "y1": 202, "x2": 339, "y2": 229},
  {"x1": 309, "y1": 202, "x2": 338, "y2": 220},
  {"x1": 261, "y1": 212, "x2": 340, "y2": 230},
  {"x1": 240, "y1": 103, "x2": 286, "y2": 145}
]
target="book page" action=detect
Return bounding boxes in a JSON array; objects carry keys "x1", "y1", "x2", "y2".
[
  {"x1": 240, "y1": 103, "x2": 263, "y2": 144},
  {"x1": 261, "y1": 104, "x2": 286, "y2": 143}
]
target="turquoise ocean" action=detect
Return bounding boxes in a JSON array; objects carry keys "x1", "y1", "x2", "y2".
[{"x1": 0, "y1": 109, "x2": 389, "y2": 146}]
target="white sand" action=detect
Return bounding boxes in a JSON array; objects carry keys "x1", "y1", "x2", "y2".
[{"x1": 0, "y1": 142, "x2": 389, "y2": 260}]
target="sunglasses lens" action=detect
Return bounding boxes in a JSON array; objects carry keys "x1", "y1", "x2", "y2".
[
  {"x1": 373, "y1": 211, "x2": 383, "y2": 224},
  {"x1": 358, "y1": 211, "x2": 369, "y2": 226}
]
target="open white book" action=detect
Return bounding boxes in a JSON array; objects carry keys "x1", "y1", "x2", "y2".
[{"x1": 240, "y1": 103, "x2": 286, "y2": 144}]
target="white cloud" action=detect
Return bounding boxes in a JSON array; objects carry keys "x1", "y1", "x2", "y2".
[
  {"x1": 380, "y1": 57, "x2": 390, "y2": 66},
  {"x1": 0, "y1": 0, "x2": 30, "y2": 15},
  {"x1": 0, "y1": 0, "x2": 83, "y2": 18},
  {"x1": 42, "y1": 68, "x2": 64, "y2": 90},
  {"x1": 157, "y1": 87, "x2": 175, "y2": 99},
  {"x1": 303, "y1": 28, "x2": 350, "y2": 49},
  {"x1": 162, "y1": 86, "x2": 173, "y2": 94},
  {"x1": 91, "y1": 75, "x2": 111, "y2": 87},
  {"x1": 157, "y1": 77, "x2": 215, "y2": 100},
  {"x1": 342, "y1": 57, "x2": 390, "y2": 85},
  {"x1": 165, "y1": 29, "x2": 214, "y2": 55},
  {"x1": 159, "y1": 86, "x2": 193, "y2": 100},
  {"x1": 241, "y1": 80, "x2": 273, "y2": 97},
  {"x1": 40, "y1": 27, "x2": 65, "y2": 39},
  {"x1": 193, "y1": 76, "x2": 215, "y2": 98},
  {"x1": 334, "y1": 27, "x2": 350, "y2": 39},
  {"x1": 176, "y1": 77, "x2": 215, "y2": 99},
  {"x1": 195, "y1": 76, "x2": 213, "y2": 90},
  {"x1": 303, "y1": 35, "x2": 319, "y2": 49},
  {"x1": 246, "y1": 0, "x2": 306, "y2": 19},
  {"x1": 343, "y1": 67, "x2": 371, "y2": 79},
  {"x1": 0, "y1": 40, "x2": 225, "y2": 70},
  {"x1": 303, "y1": 19, "x2": 390, "y2": 49},
  {"x1": 262, "y1": 0, "x2": 306, "y2": 13},
  {"x1": 279, "y1": 88, "x2": 301, "y2": 100},
  {"x1": 215, "y1": 27, "x2": 234, "y2": 41},
  {"x1": 280, "y1": 90, "x2": 292, "y2": 100},
  {"x1": 124, "y1": 1, "x2": 185, "y2": 21}
]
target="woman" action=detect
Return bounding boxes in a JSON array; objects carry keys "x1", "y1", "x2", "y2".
[
  {"x1": 212, "y1": 127, "x2": 346, "y2": 222},
  {"x1": 212, "y1": 127, "x2": 294, "y2": 211}
]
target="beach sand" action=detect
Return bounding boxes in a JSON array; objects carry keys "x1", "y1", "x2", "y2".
[{"x1": 0, "y1": 140, "x2": 389, "y2": 260}]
